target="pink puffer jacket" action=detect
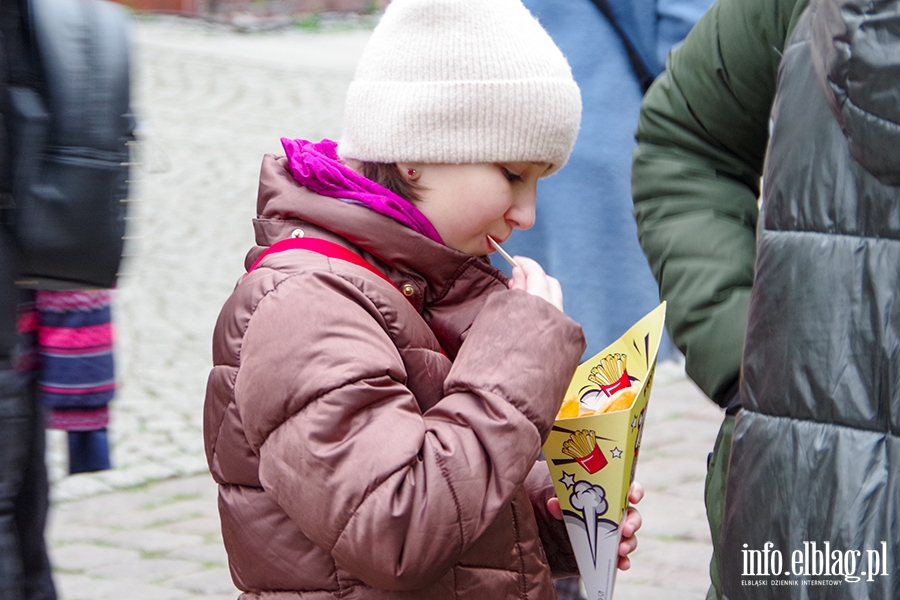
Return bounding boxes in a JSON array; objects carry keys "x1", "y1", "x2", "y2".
[{"x1": 204, "y1": 155, "x2": 585, "y2": 599}]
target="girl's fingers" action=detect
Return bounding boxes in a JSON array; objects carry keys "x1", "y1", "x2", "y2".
[
  {"x1": 619, "y1": 531, "x2": 638, "y2": 558},
  {"x1": 619, "y1": 506, "x2": 642, "y2": 538},
  {"x1": 515, "y1": 256, "x2": 549, "y2": 294},
  {"x1": 509, "y1": 256, "x2": 563, "y2": 311},
  {"x1": 617, "y1": 485, "x2": 644, "y2": 572},
  {"x1": 509, "y1": 265, "x2": 526, "y2": 291},
  {"x1": 547, "y1": 276, "x2": 564, "y2": 311},
  {"x1": 628, "y1": 481, "x2": 645, "y2": 505},
  {"x1": 546, "y1": 497, "x2": 562, "y2": 520}
]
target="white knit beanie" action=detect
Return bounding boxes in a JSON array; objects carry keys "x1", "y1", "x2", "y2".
[{"x1": 338, "y1": 0, "x2": 582, "y2": 174}]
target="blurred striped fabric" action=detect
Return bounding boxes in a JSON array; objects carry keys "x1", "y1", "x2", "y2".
[
  {"x1": 35, "y1": 289, "x2": 115, "y2": 431},
  {"x1": 18, "y1": 289, "x2": 116, "y2": 473}
]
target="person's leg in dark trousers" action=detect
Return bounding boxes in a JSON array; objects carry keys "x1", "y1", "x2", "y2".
[
  {"x1": 0, "y1": 202, "x2": 30, "y2": 596},
  {"x1": 16, "y1": 378, "x2": 54, "y2": 600},
  {"x1": 705, "y1": 413, "x2": 735, "y2": 600},
  {"x1": 0, "y1": 362, "x2": 32, "y2": 599},
  {"x1": 1, "y1": 0, "x2": 58, "y2": 595},
  {"x1": 0, "y1": 368, "x2": 54, "y2": 600},
  {"x1": 0, "y1": 238, "x2": 55, "y2": 600}
]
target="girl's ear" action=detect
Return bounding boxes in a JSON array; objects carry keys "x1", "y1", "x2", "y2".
[{"x1": 398, "y1": 164, "x2": 421, "y2": 182}]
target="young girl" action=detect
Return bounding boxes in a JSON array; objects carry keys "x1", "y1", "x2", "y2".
[{"x1": 204, "y1": 0, "x2": 642, "y2": 597}]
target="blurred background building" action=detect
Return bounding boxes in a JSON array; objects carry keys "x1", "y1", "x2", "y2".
[{"x1": 113, "y1": 0, "x2": 388, "y2": 17}]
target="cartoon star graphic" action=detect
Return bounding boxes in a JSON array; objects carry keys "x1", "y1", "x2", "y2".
[
  {"x1": 611, "y1": 447, "x2": 623, "y2": 459},
  {"x1": 560, "y1": 472, "x2": 576, "y2": 489}
]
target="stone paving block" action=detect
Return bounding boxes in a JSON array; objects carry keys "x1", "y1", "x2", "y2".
[
  {"x1": 56, "y1": 575, "x2": 192, "y2": 600},
  {"x1": 145, "y1": 474, "x2": 218, "y2": 501},
  {"x1": 51, "y1": 489, "x2": 156, "y2": 523},
  {"x1": 103, "y1": 529, "x2": 206, "y2": 553},
  {"x1": 168, "y1": 541, "x2": 230, "y2": 566},
  {"x1": 46, "y1": 522, "x2": 118, "y2": 545},
  {"x1": 663, "y1": 478, "x2": 708, "y2": 502},
  {"x1": 630, "y1": 537, "x2": 712, "y2": 586},
  {"x1": 53, "y1": 573, "x2": 97, "y2": 600},
  {"x1": 640, "y1": 442, "x2": 711, "y2": 466},
  {"x1": 158, "y1": 515, "x2": 222, "y2": 537},
  {"x1": 167, "y1": 568, "x2": 242, "y2": 595},
  {"x1": 640, "y1": 423, "x2": 690, "y2": 449},
  {"x1": 639, "y1": 492, "x2": 711, "y2": 542},
  {"x1": 664, "y1": 411, "x2": 719, "y2": 431},
  {"x1": 617, "y1": 581, "x2": 701, "y2": 600},
  {"x1": 649, "y1": 436, "x2": 719, "y2": 462},
  {"x1": 51, "y1": 477, "x2": 115, "y2": 502},
  {"x1": 141, "y1": 495, "x2": 211, "y2": 516},
  {"x1": 651, "y1": 397, "x2": 721, "y2": 419},
  {"x1": 99, "y1": 460, "x2": 179, "y2": 489},
  {"x1": 634, "y1": 456, "x2": 707, "y2": 490},
  {"x1": 175, "y1": 436, "x2": 207, "y2": 456},
  {"x1": 167, "y1": 454, "x2": 211, "y2": 477},
  {"x1": 145, "y1": 414, "x2": 193, "y2": 432},
  {"x1": 87, "y1": 557, "x2": 202, "y2": 583},
  {"x1": 50, "y1": 543, "x2": 141, "y2": 572},
  {"x1": 100, "y1": 498, "x2": 211, "y2": 529}
]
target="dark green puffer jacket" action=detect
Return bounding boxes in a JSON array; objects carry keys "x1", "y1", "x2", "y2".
[
  {"x1": 632, "y1": 0, "x2": 808, "y2": 406},
  {"x1": 720, "y1": 1, "x2": 900, "y2": 597}
]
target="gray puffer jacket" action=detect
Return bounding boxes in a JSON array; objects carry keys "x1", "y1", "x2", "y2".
[{"x1": 720, "y1": 1, "x2": 900, "y2": 598}]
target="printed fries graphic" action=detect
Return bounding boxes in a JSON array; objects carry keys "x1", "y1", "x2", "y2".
[
  {"x1": 561, "y1": 430, "x2": 607, "y2": 474},
  {"x1": 588, "y1": 353, "x2": 630, "y2": 394},
  {"x1": 559, "y1": 353, "x2": 639, "y2": 419},
  {"x1": 543, "y1": 302, "x2": 666, "y2": 600}
]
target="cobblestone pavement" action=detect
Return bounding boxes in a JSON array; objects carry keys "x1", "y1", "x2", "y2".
[{"x1": 45, "y1": 15, "x2": 724, "y2": 599}]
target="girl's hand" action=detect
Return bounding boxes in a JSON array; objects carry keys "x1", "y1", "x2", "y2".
[
  {"x1": 616, "y1": 482, "x2": 644, "y2": 570},
  {"x1": 546, "y1": 481, "x2": 644, "y2": 571},
  {"x1": 508, "y1": 256, "x2": 564, "y2": 312}
]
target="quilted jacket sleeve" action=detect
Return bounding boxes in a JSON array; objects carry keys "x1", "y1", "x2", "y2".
[
  {"x1": 234, "y1": 269, "x2": 585, "y2": 591},
  {"x1": 630, "y1": 0, "x2": 808, "y2": 406}
]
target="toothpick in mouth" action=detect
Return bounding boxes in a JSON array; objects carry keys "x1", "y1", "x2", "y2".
[{"x1": 487, "y1": 235, "x2": 520, "y2": 269}]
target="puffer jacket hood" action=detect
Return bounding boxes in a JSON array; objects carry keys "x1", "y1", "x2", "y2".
[
  {"x1": 205, "y1": 154, "x2": 586, "y2": 598},
  {"x1": 810, "y1": 0, "x2": 900, "y2": 184}
]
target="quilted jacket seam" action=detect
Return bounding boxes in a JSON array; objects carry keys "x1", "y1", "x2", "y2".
[{"x1": 329, "y1": 442, "x2": 464, "y2": 583}]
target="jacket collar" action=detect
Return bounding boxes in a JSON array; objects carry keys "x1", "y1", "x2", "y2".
[
  {"x1": 251, "y1": 154, "x2": 510, "y2": 356},
  {"x1": 279, "y1": 138, "x2": 444, "y2": 244}
]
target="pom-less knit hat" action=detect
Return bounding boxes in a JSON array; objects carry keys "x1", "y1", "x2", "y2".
[{"x1": 338, "y1": 0, "x2": 582, "y2": 174}]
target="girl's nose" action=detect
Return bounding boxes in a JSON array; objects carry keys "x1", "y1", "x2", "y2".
[{"x1": 507, "y1": 192, "x2": 537, "y2": 230}]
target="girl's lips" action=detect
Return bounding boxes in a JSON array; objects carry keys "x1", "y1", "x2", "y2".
[{"x1": 487, "y1": 235, "x2": 519, "y2": 268}]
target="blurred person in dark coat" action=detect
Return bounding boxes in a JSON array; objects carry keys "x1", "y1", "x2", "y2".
[{"x1": 0, "y1": 0, "x2": 57, "y2": 596}]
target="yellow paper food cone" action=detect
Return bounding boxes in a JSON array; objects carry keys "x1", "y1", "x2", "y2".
[{"x1": 543, "y1": 302, "x2": 666, "y2": 600}]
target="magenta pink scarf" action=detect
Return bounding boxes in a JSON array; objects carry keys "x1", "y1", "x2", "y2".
[{"x1": 280, "y1": 138, "x2": 443, "y2": 245}]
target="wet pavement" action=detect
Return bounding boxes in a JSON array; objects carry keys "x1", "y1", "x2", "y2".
[{"x1": 44, "y1": 15, "x2": 724, "y2": 599}]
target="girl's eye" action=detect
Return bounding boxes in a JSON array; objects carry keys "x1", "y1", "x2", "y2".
[{"x1": 502, "y1": 168, "x2": 523, "y2": 182}]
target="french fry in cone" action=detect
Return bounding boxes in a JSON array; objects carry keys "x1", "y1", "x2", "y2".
[{"x1": 543, "y1": 302, "x2": 666, "y2": 600}]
